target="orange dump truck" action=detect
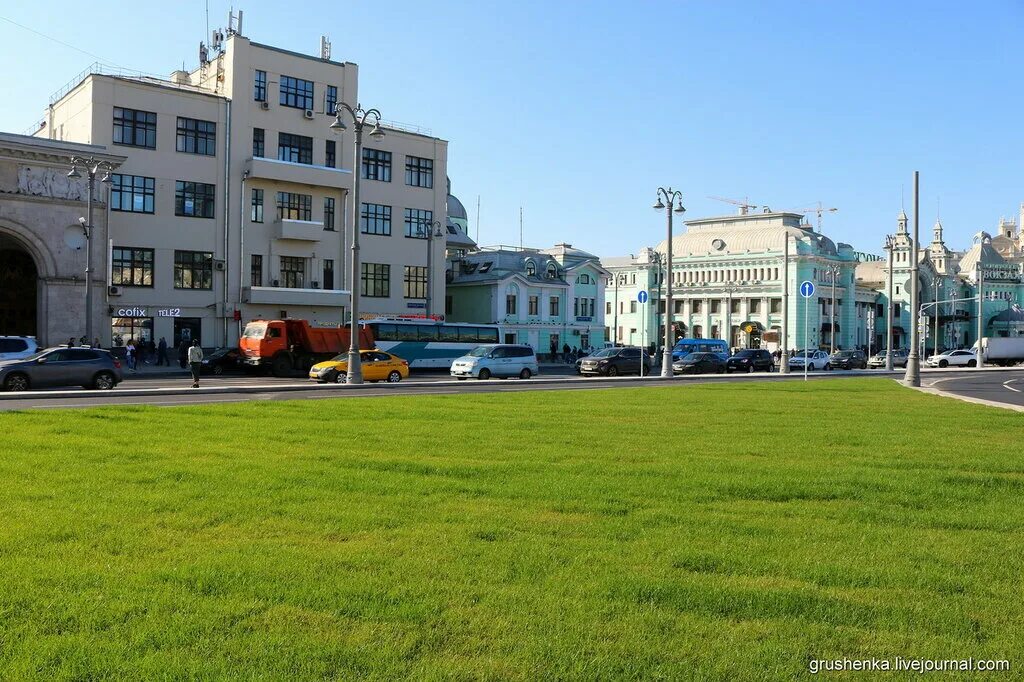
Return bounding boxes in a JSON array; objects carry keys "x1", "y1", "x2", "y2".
[{"x1": 239, "y1": 319, "x2": 375, "y2": 376}]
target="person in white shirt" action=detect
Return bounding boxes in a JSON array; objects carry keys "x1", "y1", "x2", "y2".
[{"x1": 187, "y1": 339, "x2": 204, "y2": 388}]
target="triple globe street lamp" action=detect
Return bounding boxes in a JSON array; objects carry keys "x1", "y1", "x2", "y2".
[
  {"x1": 67, "y1": 156, "x2": 114, "y2": 347},
  {"x1": 653, "y1": 188, "x2": 685, "y2": 377}
]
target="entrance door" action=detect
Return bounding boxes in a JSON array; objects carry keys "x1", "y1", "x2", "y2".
[
  {"x1": 0, "y1": 237, "x2": 38, "y2": 337},
  {"x1": 174, "y1": 318, "x2": 202, "y2": 347}
]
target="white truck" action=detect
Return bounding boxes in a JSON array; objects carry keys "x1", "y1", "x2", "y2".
[{"x1": 980, "y1": 337, "x2": 1024, "y2": 366}]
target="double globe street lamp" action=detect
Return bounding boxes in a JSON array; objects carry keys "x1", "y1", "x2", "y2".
[
  {"x1": 68, "y1": 156, "x2": 114, "y2": 347},
  {"x1": 653, "y1": 188, "x2": 685, "y2": 377},
  {"x1": 330, "y1": 103, "x2": 384, "y2": 384},
  {"x1": 417, "y1": 219, "x2": 444, "y2": 319}
]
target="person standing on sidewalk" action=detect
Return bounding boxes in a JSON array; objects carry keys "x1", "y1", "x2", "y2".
[
  {"x1": 157, "y1": 337, "x2": 168, "y2": 366},
  {"x1": 188, "y1": 339, "x2": 204, "y2": 388}
]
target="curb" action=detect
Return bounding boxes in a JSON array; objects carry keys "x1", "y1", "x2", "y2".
[{"x1": 905, "y1": 383, "x2": 1024, "y2": 413}]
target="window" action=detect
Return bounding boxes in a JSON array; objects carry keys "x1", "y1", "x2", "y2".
[
  {"x1": 630, "y1": 301, "x2": 637, "y2": 313},
  {"x1": 326, "y1": 85, "x2": 338, "y2": 115},
  {"x1": 750, "y1": 299, "x2": 761, "y2": 313},
  {"x1": 250, "y1": 254, "x2": 263, "y2": 287},
  {"x1": 251, "y1": 188, "x2": 264, "y2": 223},
  {"x1": 109, "y1": 174, "x2": 155, "y2": 213},
  {"x1": 323, "y1": 197, "x2": 335, "y2": 231},
  {"x1": 404, "y1": 208, "x2": 433, "y2": 238},
  {"x1": 710, "y1": 300, "x2": 721, "y2": 314},
  {"x1": 254, "y1": 70, "x2": 267, "y2": 101},
  {"x1": 579, "y1": 274, "x2": 591, "y2": 284},
  {"x1": 606, "y1": 302, "x2": 611, "y2": 315},
  {"x1": 279, "y1": 75, "x2": 314, "y2": 109},
  {"x1": 361, "y1": 203, "x2": 392, "y2": 235},
  {"x1": 323, "y1": 259, "x2": 334, "y2": 290},
  {"x1": 362, "y1": 148, "x2": 391, "y2": 181},
  {"x1": 277, "y1": 192, "x2": 312, "y2": 221},
  {"x1": 362, "y1": 263, "x2": 390, "y2": 297},
  {"x1": 445, "y1": 295, "x2": 453, "y2": 315},
  {"x1": 691, "y1": 300, "x2": 702, "y2": 314},
  {"x1": 325, "y1": 140, "x2": 336, "y2": 168},
  {"x1": 547, "y1": 263, "x2": 558, "y2": 279},
  {"x1": 253, "y1": 128, "x2": 265, "y2": 157},
  {"x1": 278, "y1": 132, "x2": 313, "y2": 164},
  {"x1": 176, "y1": 117, "x2": 216, "y2": 155},
  {"x1": 405, "y1": 155, "x2": 433, "y2": 188},
  {"x1": 770, "y1": 298, "x2": 782, "y2": 314},
  {"x1": 280, "y1": 256, "x2": 305, "y2": 288},
  {"x1": 730, "y1": 299, "x2": 741, "y2": 314},
  {"x1": 506, "y1": 293, "x2": 517, "y2": 315},
  {"x1": 549, "y1": 297, "x2": 560, "y2": 316},
  {"x1": 404, "y1": 265, "x2": 427, "y2": 298},
  {"x1": 528, "y1": 295, "x2": 539, "y2": 315},
  {"x1": 175, "y1": 181, "x2": 216, "y2": 218},
  {"x1": 111, "y1": 247, "x2": 154, "y2": 287},
  {"x1": 113, "y1": 107, "x2": 157, "y2": 148},
  {"x1": 525, "y1": 261, "x2": 536, "y2": 276},
  {"x1": 174, "y1": 250, "x2": 213, "y2": 289}
]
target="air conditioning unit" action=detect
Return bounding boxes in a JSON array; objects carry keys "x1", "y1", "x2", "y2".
[
  {"x1": 214, "y1": 259, "x2": 226, "y2": 271},
  {"x1": 303, "y1": 109, "x2": 314, "y2": 119},
  {"x1": 260, "y1": 101, "x2": 270, "y2": 111},
  {"x1": 108, "y1": 285, "x2": 122, "y2": 296},
  {"x1": 272, "y1": 279, "x2": 280, "y2": 287},
  {"x1": 311, "y1": 281, "x2": 319, "y2": 289}
]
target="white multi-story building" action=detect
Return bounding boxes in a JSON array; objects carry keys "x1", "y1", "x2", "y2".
[{"x1": 35, "y1": 23, "x2": 452, "y2": 349}]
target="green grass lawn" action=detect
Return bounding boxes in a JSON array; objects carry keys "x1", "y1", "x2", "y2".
[{"x1": 1, "y1": 378, "x2": 1022, "y2": 679}]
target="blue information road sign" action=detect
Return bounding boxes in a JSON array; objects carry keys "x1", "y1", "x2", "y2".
[
  {"x1": 637, "y1": 290, "x2": 649, "y2": 304},
  {"x1": 799, "y1": 281, "x2": 815, "y2": 298}
]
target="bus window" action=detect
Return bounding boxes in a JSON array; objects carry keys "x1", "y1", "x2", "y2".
[
  {"x1": 417, "y1": 325, "x2": 439, "y2": 342},
  {"x1": 396, "y1": 324, "x2": 419, "y2": 341},
  {"x1": 478, "y1": 327, "x2": 499, "y2": 343},
  {"x1": 372, "y1": 323, "x2": 398, "y2": 341},
  {"x1": 458, "y1": 327, "x2": 480, "y2": 343},
  {"x1": 438, "y1": 325, "x2": 459, "y2": 342}
]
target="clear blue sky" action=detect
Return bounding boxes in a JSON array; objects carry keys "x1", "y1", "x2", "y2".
[{"x1": 2, "y1": 1, "x2": 1021, "y2": 258}]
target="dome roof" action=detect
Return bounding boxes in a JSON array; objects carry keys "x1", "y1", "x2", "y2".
[
  {"x1": 656, "y1": 225, "x2": 833, "y2": 257},
  {"x1": 958, "y1": 232, "x2": 1005, "y2": 275},
  {"x1": 446, "y1": 193, "x2": 468, "y2": 221}
]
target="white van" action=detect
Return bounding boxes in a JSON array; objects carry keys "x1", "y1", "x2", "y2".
[{"x1": 450, "y1": 344, "x2": 539, "y2": 380}]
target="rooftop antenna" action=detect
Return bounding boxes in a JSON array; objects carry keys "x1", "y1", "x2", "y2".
[
  {"x1": 320, "y1": 35, "x2": 332, "y2": 60},
  {"x1": 519, "y1": 206, "x2": 524, "y2": 250},
  {"x1": 475, "y1": 195, "x2": 480, "y2": 243},
  {"x1": 205, "y1": 0, "x2": 209, "y2": 55}
]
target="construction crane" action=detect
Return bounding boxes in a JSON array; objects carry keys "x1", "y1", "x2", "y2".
[
  {"x1": 789, "y1": 201, "x2": 838, "y2": 231},
  {"x1": 707, "y1": 195, "x2": 759, "y2": 215}
]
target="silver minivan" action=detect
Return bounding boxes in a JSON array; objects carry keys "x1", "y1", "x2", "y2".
[{"x1": 450, "y1": 344, "x2": 539, "y2": 380}]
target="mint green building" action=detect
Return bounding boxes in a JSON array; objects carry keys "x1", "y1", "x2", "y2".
[{"x1": 446, "y1": 243, "x2": 609, "y2": 358}]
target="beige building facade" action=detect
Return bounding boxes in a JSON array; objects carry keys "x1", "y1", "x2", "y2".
[{"x1": 37, "y1": 28, "x2": 449, "y2": 348}]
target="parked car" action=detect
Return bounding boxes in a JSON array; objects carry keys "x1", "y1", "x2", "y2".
[
  {"x1": 450, "y1": 344, "x2": 538, "y2": 380},
  {"x1": 926, "y1": 348, "x2": 977, "y2": 368},
  {"x1": 788, "y1": 349, "x2": 832, "y2": 371},
  {"x1": 0, "y1": 347, "x2": 123, "y2": 391},
  {"x1": 867, "y1": 349, "x2": 909, "y2": 368},
  {"x1": 0, "y1": 336, "x2": 39, "y2": 361},
  {"x1": 200, "y1": 347, "x2": 245, "y2": 375},
  {"x1": 309, "y1": 349, "x2": 410, "y2": 383},
  {"x1": 578, "y1": 346, "x2": 650, "y2": 377},
  {"x1": 829, "y1": 349, "x2": 867, "y2": 370},
  {"x1": 726, "y1": 348, "x2": 774, "y2": 373},
  {"x1": 673, "y1": 352, "x2": 727, "y2": 375}
]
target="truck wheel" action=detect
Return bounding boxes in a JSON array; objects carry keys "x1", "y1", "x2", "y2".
[{"x1": 271, "y1": 354, "x2": 291, "y2": 377}]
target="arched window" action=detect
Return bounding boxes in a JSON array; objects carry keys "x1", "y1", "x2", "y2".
[
  {"x1": 525, "y1": 260, "x2": 536, "y2": 276},
  {"x1": 578, "y1": 273, "x2": 590, "y2": 284},
  {"x1": 547, "y1": 263, "x2": 558, "y2": 279}
]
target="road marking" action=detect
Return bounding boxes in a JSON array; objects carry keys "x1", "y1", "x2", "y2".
[{"x1": 1003, "y1": 379, "x2": 1023, "y2": 393}]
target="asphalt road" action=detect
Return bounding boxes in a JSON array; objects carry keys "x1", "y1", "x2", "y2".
[{"x1": 923, "y1": 369, "x2": 1024, "y2": 409}]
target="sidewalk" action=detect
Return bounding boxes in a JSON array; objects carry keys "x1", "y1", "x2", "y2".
[{"x1": 120, "y1": 360, "x2": 189, "y2": 379}]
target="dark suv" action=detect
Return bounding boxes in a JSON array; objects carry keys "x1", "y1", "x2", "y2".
[
  {"x1": 579, "y1": 347, "x2": 650, "y2": 376},
  {"x1": 830, "y1": 349, "x2": 867, "y2": 370},
  {"x1": 726, "y1": 349, "x2": 774, "y2": 373},
  {"x1": 0, "y1": 347, "x2": 123, "y2": 391}
]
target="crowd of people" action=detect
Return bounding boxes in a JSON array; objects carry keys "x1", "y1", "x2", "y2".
[{"x1": 67, "y1": 335, "x2": 200, "y2": 372}]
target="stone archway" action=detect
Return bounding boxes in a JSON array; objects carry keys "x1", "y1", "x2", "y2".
[{"x1": 0, "y1": 234, "x2": 38, "y2": 336}]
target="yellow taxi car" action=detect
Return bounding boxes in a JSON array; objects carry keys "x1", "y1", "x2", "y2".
[{"x1": 309, "y1": 349, "x2": 410, "y2": 383}]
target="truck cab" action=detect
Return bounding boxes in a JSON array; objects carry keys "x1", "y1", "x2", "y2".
[{"x1": 240, "y1": 320, "x2": 285, "y2": 365}]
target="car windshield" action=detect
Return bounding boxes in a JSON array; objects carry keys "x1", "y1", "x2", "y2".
[
  {"x1": 23, "y1": 349, "x2": 50, "y2": 361},
  {"x1": 467, "y1": 346, "x2": 492, "y2": 358},
  {"x1": 834, "y1": 351, "x2": 854, "y2": 357},
  {"x1": 735, "y1": 350, "x2": 756, "y2": 358},
  {"x1": 792, "y1": 350, "x2": 812, "y2": 358},
  {"x1": 242, "y1": 323, "x2": 267, "y2": 338},
  {"x1": 591, "y1": 348, "x2": 618, "y2": 358},
  {"x1": 328, "y1": 354, "x2": 347, "y2": 362},
  {"x1": 681, "y1": 353, "x2": 701, "y2": 362}
]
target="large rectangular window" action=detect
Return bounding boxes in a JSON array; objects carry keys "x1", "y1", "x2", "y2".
[
  {"x1": 404, "y1": 208, "x2": 433, "y2": 238},
  {"x1": 325, "y1": 140, "x2": 336, "y2": 168},
  {"x1": 174, "y1": 250, "x2": 213, "y2": 290},
  {"x1": 175, "y1": 181, "x2": 216, "y2": 218},
  {"x1": 111, "y1": 247, "x2": 154, "y2": 287},
  {"x1": 254, "y1": 70, "x2": 267, "y2": 101},
  {"x1": 113, "y1": 107, "x2": 156, "y2": 149},
  {"x1": 280, "y1": 256, "x2": 305, "y2": 288},
  {"x1": 109, "y1": 174, "x2": 155, "y2": 213},
  {"x1": 279, "y1": 75, "x2": 314, "y2": 110},
  {"x1": 528, "y1": 296, "x2": 539, "y2": 315},
  {"x1": 362, "y1": 148, "x2": 391, "y2": 182},
  {"x1": 251, "y1": 188, "x2": 264, "y2": 223},
  {"x1": 253, "y1": 128, "x2": 265, "y2": 157},
  {"x1": 326, "y1": 85, "x2": 338, "y2": 115},
  {"x1": 506, "y1": 293, "x2": 517, "y2": 315},
  {"x1": 176, "y1": 117, "x2": 216, "y2": 155},
  {"x1": 276, "y1": 192, "x2": 312, "y2": 221},
  {"x1": 323, "y1": 259, "x2": 334, "y2": 290},
  {"x1": 277, "y1": 132, "x2": 313, "y2": 164},
  {"x1": 361, "y1": 263, "x2": 390, "y2": 297},
  {"x1": 405, "y1": 155, "x2": 433, "y2": 188},
  {"x1": 250, "y1": 254, "x2": 263, "y2": 287},
  {"x1": 361, "y1": 203, "x2": 391, "y2": 235},
  {"x1": 549, "y1": 297, "x2": 560, "y2": 316},
  {"x1": 404, "y1": 265, "x2": 427, "y2": 299},
  {"x1": 323, "y1": 197, "x2": 335, "y2": 231}
]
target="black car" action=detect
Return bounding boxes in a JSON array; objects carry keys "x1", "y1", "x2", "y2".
[
  {"x1": 579, "y1": 347, "x2": 651, "y2": 376},
  {"x1": 0, "y1": 347, "x2": 123, "y2": 391},
  {"x1": 200, "y1": 347, "x2": 245, "y2": 375},
  {"x1": 672, "y1": 352, "x2": 726, "y2": 375},
  {"x1": 830, "y1": 349, "x2": 867, "y2": 370},
  {"x1": 726, "y1": 349, "x2": 774, "y2": 373}
]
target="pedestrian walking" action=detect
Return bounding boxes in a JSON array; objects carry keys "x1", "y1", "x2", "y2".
[
  {"x1": 67, "y1": 337, "x2": 76, "y2": 347},
  {"x1": 126, "y1": 340, "x2": 137, "y2": 371},
  {"x1": 178, "y1": 341, "x2": 188, "y2": 369},
  {"x1": 188, "y1": 339, "x2": 204, "y2": 388},
  {"x1": 157, "y1": 337, "x2": 168, "y2": 366},
  {"x1": 92, "y1": 337, "x2": 101, "y2": 349}
]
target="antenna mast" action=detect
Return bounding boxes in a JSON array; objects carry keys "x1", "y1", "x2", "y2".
[
  {"x1": 475, "y1": 195, "x2": 480, "y2": 243},
  {"x1": 519, "y1": 206, "x2": 524, "y2": 250}
]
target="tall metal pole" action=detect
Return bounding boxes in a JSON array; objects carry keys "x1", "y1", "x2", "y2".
[
  {"x1": 976, "y1": 262, "x2": 985, "y2": 369},
  {"x1": 780, "y1": 234, "x2": 790, "y2": 373},
  {"x1": 426, "y1": 224, "x2": 433, "y2": 319},
  {"x1": 905, "y1": 171, "x2": 921, "y2": 386},
  {"x1": 655, "y1": 253, "x2": 663, "y2": 349},
  {"x1": 654, "y1": 188, "x2": 684, "y2": 377},
  {"x1": 85, "y1": 172, "x2": 95, "y2": 345},
  {"x1": 828, "y1": 264, "x2": 839, "y2": 355},
  {"x1": 933, "y1": 278, "x2": 940, "y2": 357},
  {"x1": 885, "y1": 236, "x2": 894, "y2": 370}
]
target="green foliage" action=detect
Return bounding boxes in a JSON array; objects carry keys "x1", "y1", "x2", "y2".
[{"x1": 0, "y1": 379, "x2": 1021, "y2": 679}]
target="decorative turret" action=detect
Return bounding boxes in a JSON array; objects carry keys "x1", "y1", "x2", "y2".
[{"x1": 897, "y1": 209, "x2": 908, "y2": 234}]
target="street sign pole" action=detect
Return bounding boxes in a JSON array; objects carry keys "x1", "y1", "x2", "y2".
[
  {"x1": 800, "y1": 280, "x2": 815, "y2": 382},
  {"x1": 638, "y1": 290, "x2": 649, "y2": 377}
]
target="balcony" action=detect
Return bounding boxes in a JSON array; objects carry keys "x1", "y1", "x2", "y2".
[
  {"x1": 246, "y1": 156, "x2": 351, "y2": 189},
  {"x1": 275, "y1": 218, "x2": 324, "y2": 241},
  {"x1": 243, "y1": 286, "x2": 350, "y2": 307}
]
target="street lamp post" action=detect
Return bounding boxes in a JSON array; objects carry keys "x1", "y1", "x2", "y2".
[
  {"x1": 904, "y1": 171, "x2": 921, "y2": 386},
  {"x1": 884, "y1": 234, "x2": 895, "y2": 371},
  {"x1": 652, "y1": 251, "x2": 664, "y2": 348},
  {"x1": 654, "y1": 188, "x2": 685, "y2": 377},
  {"x1": 933, "y1": 278, "x2": 941, "y2": 358},
  {"x1": 419, "y1": 219, "x2": 444, "y2": 319},
  {"x1": 330, "y1": 103, "x2": 385, "y2": 384},
  {"x1": 67, "y1": 156, "x2": 113, "y2": 346},
  {"x1": 780, "y1": 233, "x2": 790, "y2": 373},
  {"x1": 976, "y1": 262, "x2": 985, "y2": 369},
  {"x1": 722, "y1": 283, "x2": 739, "y2": 349},
  {"x1": 826, "y1": 263, "x2": 841, "y2": 355},
  {"x1": 866, "y1": 307, "x2": 875, "y2": 357}
]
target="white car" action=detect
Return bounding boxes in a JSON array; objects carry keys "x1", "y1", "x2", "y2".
[
  {"x1": 788, "y1": 349, "x2": 832, "y2": 371},
  {"x1": 0, "y1": 336, "x2": 39, "y2": 361},
  {"x1": 926, "y1": 349, "x2": 977, "y2": 368}
]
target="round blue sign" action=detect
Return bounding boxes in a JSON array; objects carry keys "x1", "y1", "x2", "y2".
[
  {"x1": 637, "y1": 290, "x2": 649, "y2": 304},
  {"x1": 799, "y1": 280, "x2": 815, "y2": 298}
]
